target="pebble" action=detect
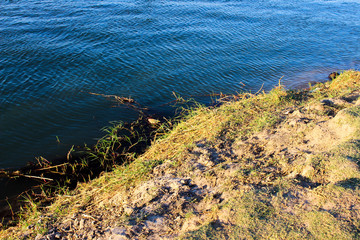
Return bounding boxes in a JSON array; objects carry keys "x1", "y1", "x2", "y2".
[
  {"x1": 123, "y1": 206, "x2": 134, "y2": 215},
  {"x1": 180, "y1": 179, "x2": 191, "y2": 185}
]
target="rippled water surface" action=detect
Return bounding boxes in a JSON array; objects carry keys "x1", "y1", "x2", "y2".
[{"x1": 1, "y1": 0, "x2": 359, "y2": 168}]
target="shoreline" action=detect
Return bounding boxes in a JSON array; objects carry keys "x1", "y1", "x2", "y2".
[
  {"x1": 0, "y1": 114, "x2": 164, "y2": 220},
  {"x1": 0, "y1": 93, "x2": 219, "y2": 223},
  {"x1": 0, "y1": 91, "x2": 232, "y2": 209},
  {"x1": 2, "y1": 70, "x2": 360, "y2": 239},
  {"x1": 0, "y1": 71, "x2": 343, "y2": 219}
]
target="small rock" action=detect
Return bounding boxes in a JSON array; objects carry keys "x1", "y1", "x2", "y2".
[
  {"x1": 180, "y1": 179, "x2": 191, "y2": 185},
  {"x1": 328, "y1": 72, "x2": 339, "y2": 80},
  {"x1": 54, "y1": 233, "x2": 62, "y2": 239},
  {"x1": 283, "y1": 108, "x2": 294, "y2": 115},
  {"x1": 169, "y1": 181, "x2": 181, "y2": 191},
  {"x1": 123, "y1": 206, "x2": 134, "y2": 216},
  {"x1": 301, "y1": 165, "x2": 314, "y2": 177}
]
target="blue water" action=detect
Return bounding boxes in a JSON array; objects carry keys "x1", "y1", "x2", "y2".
[{"x1": 0, "y1": 0, "x2": 359, "y2": 168}]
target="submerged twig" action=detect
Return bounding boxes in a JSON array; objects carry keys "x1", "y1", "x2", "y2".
[
  {"x1": 86, "y1": 91, "x2": 149, "y2": 114},
  {"x1": 87, "y1": 92, "x2": 135, "y2": 103},
  {"x1": 36, "y1": 163, "x2": 69, "y2": 171}
]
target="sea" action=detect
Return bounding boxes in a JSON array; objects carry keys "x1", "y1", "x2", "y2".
[{"x1": 1, "y1": 0, "x2": 360, "y2": 169}]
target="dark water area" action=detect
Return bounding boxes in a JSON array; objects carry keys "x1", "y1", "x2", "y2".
[{"x1": 1, "y1": 0, "x2": 360, "y2": 169}]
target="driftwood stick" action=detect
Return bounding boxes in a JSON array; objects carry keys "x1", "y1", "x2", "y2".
[
  {"x1": 22, "y1": 175, "x2": 54, "y2": 181},
  {"x1": 87, "y1": 92, "x2": 135, "y2": 103},
  {"x1": 0, "y1": 171, "x2": 54, "y2": 181}
]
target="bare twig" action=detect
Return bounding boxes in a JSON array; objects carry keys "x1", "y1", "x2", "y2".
[
  {"x1": 22, "y1": 175, "x2": 54, "y2": 181},
  {"x1": 36, "y1": 163, "x2": 69, "y2": 171}
]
